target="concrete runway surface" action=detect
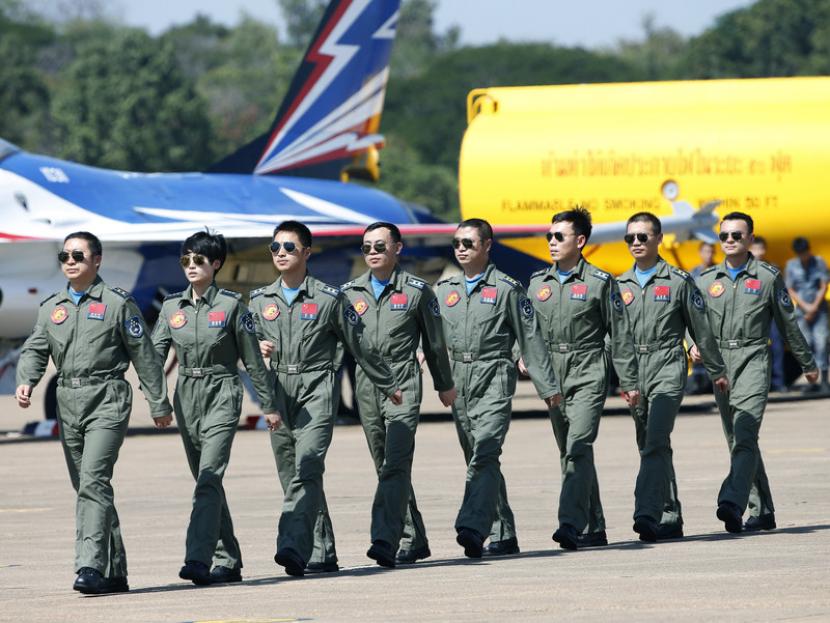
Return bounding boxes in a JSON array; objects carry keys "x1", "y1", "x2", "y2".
[{"x1": 1, "y1": 396, "x2": 828, "y2": 622}]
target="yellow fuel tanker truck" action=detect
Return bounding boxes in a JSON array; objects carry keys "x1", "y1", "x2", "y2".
[{"x1": 459, "y1": 77, "x2": 830, "y2": 275}]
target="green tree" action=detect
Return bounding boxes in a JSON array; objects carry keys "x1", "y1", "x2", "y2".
[
  {"x1": 52, "y1": 29, "x2": 215, "y2": 171},
  {"x1": 390, "y1": 0, "x2": 460, "y2": 79},
  {"x1": 277, "y1": 0, "x2": 326, "y2": 48},
  {"x1": 682, "y1": 0, "x2": 830, "y2": 77},
  {"x1": 0, "y1": 34, "x2": 51, "y2": 149},
  {"x1": 614, "y1": 14, "x2": 688, "y2": 80}
]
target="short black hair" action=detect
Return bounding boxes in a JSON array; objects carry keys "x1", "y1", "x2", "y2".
[
  {"x1": 274, "y1": 220, "x2": 312, "y2": 248},
  {"x1": 552, "y1": 206, "x2": 592, "y2": 242},
  {"x1": 792, "y1": 236, "x2": 810, "y2": 253},
  {"x1": 182, "y1": 230, "x2": 227, "y2": 272},
  {"x1": 458, "y1": 218, "x2": 493, "y2": 242},
  {"x1": 364, "y1": 221, "x2": 401, "y2": 244},
  {"x1": 753, "y1": 235, "x2": 767, "y2": 246},
  {"x1": 721, "y1": 211, "x2": 754, "y2": 234},
  {"x1": 64, "y1": 231, "x2": 102, "y2": 257},
  {"x1": 627, "y1": 212, "x2": 662, "y2": 235}
]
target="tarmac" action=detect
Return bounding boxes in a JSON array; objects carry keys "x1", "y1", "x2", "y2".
[{"x1": 1, "y1": 377, "x2": 828, "y2": 622}]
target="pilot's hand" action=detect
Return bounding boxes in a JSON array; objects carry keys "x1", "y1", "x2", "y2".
[
  {"x1": 713, "y1": 376, "x2": 730, "y2": 394},
  {"x1": 545, "y1": 393, "x2": 562, "y2": 409},
  {"x1": 517, "y1": 357, "x2": 529, "y2": 376},
  {"x1": 417, "y1": 351, "x2": 426, "y2": 371},
  {"x1": 623, "y1": 389, "x2": 641, "y2": 407},
  {"x1": 265, "y1": 412, "x2": 283, "y2": 431},
  {"x1": 15, "y1": 384, "x2": 32, "y2": 409},
  {"x1": 154, "y1": 414, "x2": 173, "y2": 429},
  {"x1": 688, "y1": 345, "x2": 702, "y2": 364},
  {"x1": 438, "y1": 387, "x2": 457, "y2": 407},
  {"x1": 805, "y1": 368, "x2": 820, "y2": 384},
  {"x1": 260, "y1": 340, "x2": 275, "y2": 359},
  {"x1": 388, "y1": 390, "x2": 403, "y2": 406}
]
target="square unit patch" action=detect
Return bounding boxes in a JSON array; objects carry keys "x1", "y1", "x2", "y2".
[
  {"x1": 653, "y1": 286, "x2": 671, "y2": 302},
  {"x1": 480, "y1": 287, "x2": 498, "y2": 305},
  {"x1": 744, "y1": 278, "x2": 761, "y2": 295},
  {"x1": 390, "y1": 293, "x2": 408, "y2": 311},
  {"x1": 208, "y1": 311, "x2": 226, "y2": 328},
  {"x1": 570, "y1": 284, "x2": 588, "y2": 301},
  {"x1": 87, "y1": 302, "x2": 107, "y2": 320}
]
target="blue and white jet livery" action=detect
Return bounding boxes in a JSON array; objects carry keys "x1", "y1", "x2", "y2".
[{"x1": 0, "y1": 0, "x2": 430, "y2": 344}]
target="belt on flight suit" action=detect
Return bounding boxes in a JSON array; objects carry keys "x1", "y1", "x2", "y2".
[
  {"x1": 718, "y1": 337, "x2": 769, "y2": 349},
  {"x1": 633, "y1": 339, "x2": 683, "y2": 354},
  {"x1": 272, "y1": 362, "x2": 333, "y2": 374},
  {"x1": 547, "y1": 341, "x2": 605, "y2": 354},
  {"x1": 57, "y1": 374, "x2": 125, "y2": 388},
  {"x1": 449, "y1": 350, "x2": 512, "y2": 363},
  {"x1": 179, "y1": 365, "x2": 236, "y2": 378}
]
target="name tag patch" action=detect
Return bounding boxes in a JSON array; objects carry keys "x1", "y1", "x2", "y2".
[
  {"x1": 744, "y1": 278, "x2": 761, "y2": 295},
  {"x1": 653, "y1": 285, "x2": 671, "y2": 302},
  {"x1": 480, "y1": 287, "x2": 497, "y2": 305},
  {"x1": 87, "y1": 302, "x2": 107, "y2": 320},
  {"x1": 570, "y1": 284, "x2": 588, "y2": 301},
  {"x1": 208, "y1": 311, "x2": 226, "y2": 328},
  {"x1": 301, "y1": 302, "x2": 318, "y2": 320},
  {"x1": 390, "y1": 293, "x2": 408, "y2": 311}
]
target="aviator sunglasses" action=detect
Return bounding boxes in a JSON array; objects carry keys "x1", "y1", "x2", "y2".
[
  {"x1": 269, "y1": 241, "x2": 301, "y2": 254},
  {"x1": 180, "y1": 253, "x2": 207, "y2": 268},
  {"x1": 361, "y1": 241, "x2": 388, "y2": 255},
  {"x1": 545, "y1": 231, "x2": 573, "y2": 243},
  {"x1": 58, "y1": 250, "x2": 86, "y2": 264},
  {"x1": 452, "y1": 238, "x2": 476, "y2": 250},
  {"x1": 719, "y1": 231, "x2": 744, "y2": 242},
  {"x1": 624, "y1": 233, "x2": 651, "y2": 245}
]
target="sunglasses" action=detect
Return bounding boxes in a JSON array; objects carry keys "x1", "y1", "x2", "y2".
[
  {"x1": 180, "y1": 254, "x2": 207, "y2": 268},
  {"x1": 269, "y1": 241, "x2": 300, "y2": 254},
  {"x1": 719, "y1": 231, "x2": 744, "y2": 242},
  {"x1": 545, "y1": 232, "x2": 572, "y2": 243},
  {"x1": 58, "y1": 250, "x2": 86, "y2": 264},
  {"x1": 361, "y1": 241, "x2": 388, "y2": 255},
  {"x1": 452, "y1": 238, "x2": 476, "y2": 250},
  {"x1": 624, "y1": 233, "x2": 650, "y2": 245}
]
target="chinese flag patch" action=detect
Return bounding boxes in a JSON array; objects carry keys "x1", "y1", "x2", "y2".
[
  {"x1": 570, "y1": 284, "x2": 588, "y2": 301},
  {"x1": 87, "y1": 302, "x2": 107, "y2": 320},
  {"x1": 301, "y1": 302, "x2": 318, "y2": 320},
  {"x1": 208, "y1": 311, "x2": 226, "y2": 328},
  {"x1": 653, "y1": 285, "x2": 671, "y2": 302},
  {"x1": 480, "y1": 287, "x2": 497, "y2": 304},
  {"x1": 744, "y1": 278, "x2": 761, "y2": 295},
  {"x1": 390, "y1": 293, "x2": 408, "y2": 310}
]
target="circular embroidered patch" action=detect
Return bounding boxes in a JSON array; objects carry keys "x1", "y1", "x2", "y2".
[
  {"x1": 262, "y1": 303, "x2": 280, "y2": 321},
  {"x1": 536, "y1": 285, "x2": 552, "y2": 302},
  {"x1": 445, "y1": 290, "x2": 461, "y2": 307},
  {"x1": 51, "y1": 305, "x2": 68, "y2": 324},
  {"x1": 169, "y1": 310, "x2": 187, "y2": 329}
]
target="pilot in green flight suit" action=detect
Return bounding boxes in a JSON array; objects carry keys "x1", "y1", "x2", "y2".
[
  {"x1": 153, "y1": 231, "x2": 279, "y2": 586},
  {"x1": 617, "y1": 212, "x2": 728, "y2": 542},
  {"x1": 340, "y1": 222, "x2": 456, "y2": 567},
  {"x1": 435, "y1": 218, "x2": 562, "y2": 559},
  {"x1": 527, "y1": 208, "x2": 640, "y2": 551},
  {"x1": 16, "y1": 231, "x2": 172, "y2": 595},
  {"x1": 692, "y1": 212, "x2": 818, "y2": 533},
  {"x1": 249, "y1": 220, "x2": 401, "y2": 577}
]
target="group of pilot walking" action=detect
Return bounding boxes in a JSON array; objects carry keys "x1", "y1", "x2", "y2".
[{"x1": 15, "y1": 208, "x2": 818, "y2": 594}]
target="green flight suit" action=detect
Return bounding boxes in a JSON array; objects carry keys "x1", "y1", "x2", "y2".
[
  {"x1": 436, "y1": 263, "x2": 560, "y2": 541},
  {"x1": 341, "y1": 267, "x2": 454, "y2": 553},
  {"x1": 153, "y1": 283, "x2": 277, "y2": 570},
  {"x1": 617, "y1": 258, "x2": 725, "y2": 529},
  {"x1": 16, "y1": 275, "x2": 171, "y2": 578},
  {"x1": 249, "y1": 274, "x2": 398, "y2": 567},
  {"x1": 695, "y1": 255, "x2": 816, "y2": 515},
  {"x1": 528, "y1": 257, "x2": 639, "y2": 534}
]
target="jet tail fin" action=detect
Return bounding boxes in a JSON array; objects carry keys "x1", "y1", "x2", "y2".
[{"x1": 207, "y1": 0, "x2": 400, "y2": 180}]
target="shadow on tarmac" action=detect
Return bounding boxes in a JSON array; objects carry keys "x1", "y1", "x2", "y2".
[{"x1": 91, "y1": 523, "x2": 830, "y2": 597}]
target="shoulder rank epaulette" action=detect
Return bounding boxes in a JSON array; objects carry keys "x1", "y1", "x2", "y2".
[
  {"x1": 407, "y1": 277, "x2": 425, "y2": 290},
  {"x1": 591, "y1": 269, "x2": 610, "y2": 282},
  {"x1": 699, "y1": 265, "x2": 717, "y2": 277},
  {"x1": 40, "y1": 292, "x2": 58, "y2": 306},
  {"x1": 499, "y1": 275, "x2": 520, "y2": 289},
  {"x1": 321, "y1": 284, "x2": 340, "y2": 297},
  {"x1": 110, "y1": 286, "x2": 131, "y2": 299},
  {"x1": 760, "y1": 261, "x2": 780, "y2": 275},
  {"x1": 249, "y1": 287, "x2": 266, "y2": 299},
  {"x1": 669, "y1": 266, "x2": 691, "y2": 280},
  {"x1": 340, "y1": 280, "x2": 356, "y2": 291},
  {"x1": 530, "y1": 268, "x2": 548, "y2": 279},
  {"x1": 163, "y1": 291, "x2": 183, "y2": 302},
  {"x1": 219, "y1": 288, "x2": 241, "y2": 299}
]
